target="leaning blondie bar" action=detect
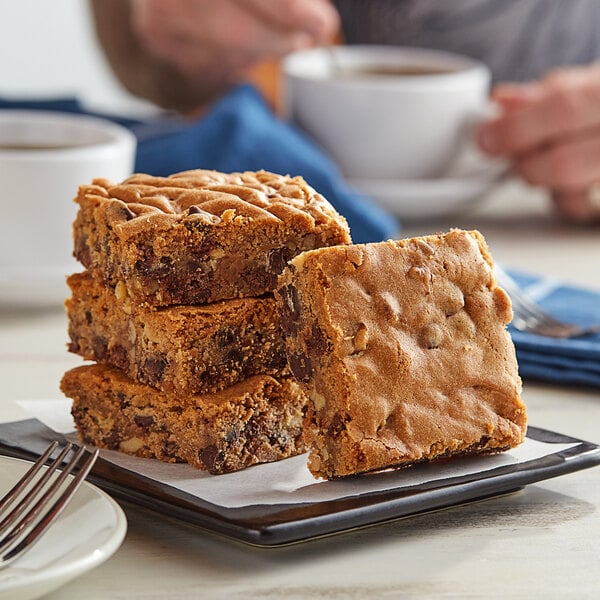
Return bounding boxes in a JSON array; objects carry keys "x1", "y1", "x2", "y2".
[
  {"x1": 66, "y1": 271, "x2": 287, "y2": 394},
  {"x1": 276, "y1": 229, "x2": 527, "y2": 479},
  {"x1": 62, "y1": 364, "x2": 308, "y2": 475},
  {"x1": 73, "y1": 169, "x2": 351, "y2": 307}
]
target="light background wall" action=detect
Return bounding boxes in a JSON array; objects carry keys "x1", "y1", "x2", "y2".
[{"x1": 0, "y1": 0, "x2": 155, "y2": 116}]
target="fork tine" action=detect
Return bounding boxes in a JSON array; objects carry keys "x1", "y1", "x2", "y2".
[
  {"x1": 495, "y1": 269, "x2": 558, "y2": 324},
  {"x1": 494, "y1": 264, "x2": 600, "y2": 338},
  {"x1": 509, "y1": 290, "x2": 582, "y2": 336},
  {"x1": 0, "y1": 441, "x2": 58, "y2": 513},
  {"x1": 509, "y1": 286, "x2": 600, "y2": 337},
  {"x1": 0, "y1": 445, "x2": 84, "y2": 551},
  {"x1": 509, "y1": 293, "x2": 567, "y2": 329},
  {"x1": 0, "y1": 445, "x2": 99, "y2": 568},
  {"x1": 503, "y1": 284, "x2": 561, "y2": 325},
  {"x1": 0, "y1": 443, "x2": 73, "y2": 536}
]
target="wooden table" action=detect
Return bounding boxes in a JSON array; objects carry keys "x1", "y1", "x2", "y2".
[{"x1": 1, "y1": 179, "x2": 599, "y2": 599}]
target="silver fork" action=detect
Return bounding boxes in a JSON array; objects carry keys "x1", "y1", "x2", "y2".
[
  {"x1": 494, "y1": 264, "x2": 600, "y2": 339},
  {"x1": 0, "y1": 441, "x2": 99, "y2": 569}
]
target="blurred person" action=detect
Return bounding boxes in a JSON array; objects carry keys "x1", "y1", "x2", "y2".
[
  {"x1": 477, "y1": 66, "x2": 600, "y2": 224},
  {"x1": 337, "y1": 0, "x2": 600, "y2": 224},
  {"x1": 91, "y1": 0, "x2": 600, "y2": 223},
  {"x1": 90, "y1": 0, "x2": 339, "y2": 114}
]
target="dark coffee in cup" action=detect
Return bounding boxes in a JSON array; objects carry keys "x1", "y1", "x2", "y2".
[
  {"x1": 334, "y1": 64, "x2": 456, "y2": 78},
  {"x1": 0, "y1": 142, "x2": 91, "y2": 151}
]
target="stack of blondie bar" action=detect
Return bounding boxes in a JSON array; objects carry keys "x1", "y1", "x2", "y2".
[{"x1": 60, "y1": 169, "x2": 352, "y2": 474}]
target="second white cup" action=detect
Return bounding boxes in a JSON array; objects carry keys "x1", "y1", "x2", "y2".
[
  {"x1": 0, "y1": 110, "x2": 137, "y2": 307},
  {"x1": 283, "y1": 45, "x2": 491, "y2": 181}
]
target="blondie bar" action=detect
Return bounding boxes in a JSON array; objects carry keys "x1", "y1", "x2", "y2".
[
  {"x1": 62, "y1": 364, "x2": 308, "y2": 475},
  {"x1": 73, "y1": 169, "x2": 351, "y2": 307},
  {"x1": 276, "y1": 229, "x2": 527, "y2": 479},
  {"x1": 66, "y1": 271, "x2": 287, "y2": 394}
]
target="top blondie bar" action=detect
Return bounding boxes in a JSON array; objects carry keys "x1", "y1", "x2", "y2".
[{"x1": 73, "y1": 169, "x2": 352, "y2": 307}]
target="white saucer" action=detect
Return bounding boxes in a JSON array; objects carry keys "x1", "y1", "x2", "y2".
[
  {"x1": 347, "y1": 162, "x2": 506, "y2": 221},
  {"x1": 0, "y1": 455, "x2": 127, "y2": 600},
  {"x1": 0, "y1": 264, "x2": 75, "y2": 310}
]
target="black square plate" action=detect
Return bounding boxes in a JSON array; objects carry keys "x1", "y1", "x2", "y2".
[{"x1": 0, "y1": 419, "x2": 598, "y2": 547}]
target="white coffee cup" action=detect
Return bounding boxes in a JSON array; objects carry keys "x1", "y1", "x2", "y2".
[
  {"x1": 0, "y1": 110, "x2": 136, "y2": 308},
  {"x1": 282, "y1": 45, "x2": 491, "y2": 181}
]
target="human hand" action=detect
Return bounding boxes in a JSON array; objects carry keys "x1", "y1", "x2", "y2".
[
  {"x1": 477, "y1": 64, "x2": 600, "y2": 223},
  {"x1": 130, "y1": 0, "x2": 339, "y2": 84}
]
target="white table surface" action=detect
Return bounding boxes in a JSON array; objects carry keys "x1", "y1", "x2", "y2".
[{"x1": 1, "y1": 179, "x2": 599, "y2": 599}]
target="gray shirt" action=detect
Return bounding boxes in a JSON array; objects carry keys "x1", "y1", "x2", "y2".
[{"x1": 334, "y1": 0, "x2": 600, "y2": 82}]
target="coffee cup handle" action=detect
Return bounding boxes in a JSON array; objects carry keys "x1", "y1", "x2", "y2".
[{"x1": 443, "y1": 102, "x2": 510, "y2": 179}]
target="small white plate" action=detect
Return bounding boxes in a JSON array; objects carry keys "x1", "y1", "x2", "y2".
[
  {"x1": 0, "y1": 455, "x2": 127, "y2": 600},
  {"x1": 347, "y1": 162, "x2": 506, "y2": 221}
]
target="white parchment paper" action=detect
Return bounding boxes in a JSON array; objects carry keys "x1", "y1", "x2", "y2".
[{"x1": 18, "y1": 399, "x2": 577, "y2": 509}]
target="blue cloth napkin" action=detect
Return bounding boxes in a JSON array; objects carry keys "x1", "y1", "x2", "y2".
[
  {"x1": 508, "y1": 271, "x2": 600, "y2": 388},
  {"x1": 0, "y1": 85, "x2": 397, "y2": 244}
]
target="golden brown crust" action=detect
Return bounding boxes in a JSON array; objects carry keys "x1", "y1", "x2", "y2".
[
  {"x1": 276, "y1": 229, "x2": 527, "y2": 479},
  {"x1": 62, "y1": 364, "x2": 308, "y2": 475},
  {"x1": 73, "y1": 169, "x2": 352, "y2": 307}
]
